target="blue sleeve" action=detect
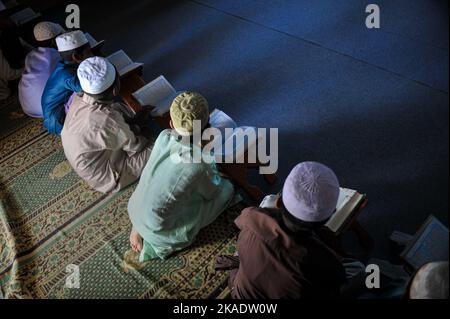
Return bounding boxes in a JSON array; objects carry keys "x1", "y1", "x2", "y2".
[
  {"x1": 65, "y1": 73, "x2": 82, "y2": 93},
  {"x1": 41, "y1": 69, "x2": 75, "y2": 135},
  {"x1": 42, "y1": 106, "x2": 65, "y2": 135}
]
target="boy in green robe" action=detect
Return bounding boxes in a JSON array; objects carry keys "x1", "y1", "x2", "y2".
[{"x1": 128, "y1": 91, "x2": 236, "y2": 261}]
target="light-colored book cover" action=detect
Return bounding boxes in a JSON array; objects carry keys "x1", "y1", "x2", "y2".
[
  {"x1": 258, "y1": 188, "x2": 364, "y2": 234},
  {"x1": 132, "y1": 75, "x2": 176, "y2": 116},
  {"x1": 325, "y1": 188, "x2": 365, "y2": 233},
  {"x1": 209, "y1": 109, "x2": 237, "y2": 130},
  {"x1": 107, "y1": 50, "x2": 143, "y2": 77},
  {"x1": 209, "y1": 109, "x2": 260, "y2": 163},
  {"x1": 84, "y1": 33, "x2": 98, "y2": 47}
]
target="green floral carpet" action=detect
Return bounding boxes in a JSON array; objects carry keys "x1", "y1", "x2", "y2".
[{"x1": 0, "y1": 96, "x2": 240, "y2": 299}]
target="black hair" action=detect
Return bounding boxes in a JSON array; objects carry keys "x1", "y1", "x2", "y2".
[
  {"x1": 84, "y1": 80, "x2": 117, "y2": 101},
  {"x1": 59, "y1": 43, "x2": 91, "y2": 62},
  {"x1": 84, "y1": 85, "x2": 114, "y2": 101},
  {"x1": 36, "y1": 38, "x2": 57, "y2": 49}
]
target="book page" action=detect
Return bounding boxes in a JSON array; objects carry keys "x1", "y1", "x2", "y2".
[
  {"x1": 132, "y1": 75, "x2": 176, "y2": 115},
  {"x1": 325, "y1": 188, "x2": 363, "y2": 233},
  {"x1": 210, "y1": 109, "x2": 238, "y2": 154},
  {"x1": 85, "y1": 33, "x2": 98, "y2": 47},
  {"x1": 402, "y1": 216, "x2": 449, "y2": 269},
  {"x1": 213, "y1": 126, "x2": 260, "y2": 162},
  {"x1": 259, "y1": 194, "x2": 280, "y2": 210},
  {"x1": 210, "y1": 109, "x2": 237, "y2": 130},
  {"x1": 107, "y1": 50, "x2": 133, "y2": 72},
  {"x1": 336, "y1": 188, "x2": 357, "y2": 211}
]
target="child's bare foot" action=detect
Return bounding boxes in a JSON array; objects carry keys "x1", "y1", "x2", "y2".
[{"x1": 129, "y1": 228, "x2": 143, "y2": 253}]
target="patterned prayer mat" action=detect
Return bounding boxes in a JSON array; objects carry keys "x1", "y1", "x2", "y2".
[{"x1": 0, "y1": 96, "x2": 241, "y2": 299}]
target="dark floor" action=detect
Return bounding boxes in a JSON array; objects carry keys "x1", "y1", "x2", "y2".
[{"x1": 44, "y1": 0, "x2": 449, "y2": 258}]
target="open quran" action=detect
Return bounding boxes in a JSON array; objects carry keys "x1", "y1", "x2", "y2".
[
  {"x1": 107, "y1": 50, "x2": 143, "y2": 77},
  {"x1": 259, "y1": 188, "x2": 366, "y2": 234}
]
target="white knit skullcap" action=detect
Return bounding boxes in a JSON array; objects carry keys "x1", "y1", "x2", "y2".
[
  {"x1": 56, "y1": 30, "x2": 88, "y2": 52},
  {"x1": 282, "y1": 162, "x2": 340, "y2": 222},
  {"x1": 77, "y1": 57, "x2": 116, "y2": 95},
  {"x1": 33, "y1": 22, "x2": 65, "y2": 42},
  {"x1": 410, "y1": 262, "x2": 449, "y2": 299}
]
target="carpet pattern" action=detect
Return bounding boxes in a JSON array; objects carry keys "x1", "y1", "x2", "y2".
[{"x1": 0, "y1": 96, "x2": 240, "y2": 299}]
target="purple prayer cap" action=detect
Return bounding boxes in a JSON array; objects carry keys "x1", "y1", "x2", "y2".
[{"x1": 282, "y1": 162, "x2": 340, "y2": 222}]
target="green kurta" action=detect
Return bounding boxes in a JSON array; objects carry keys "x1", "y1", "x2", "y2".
[{"x1": 128, "y1": 129, "x2": 236, "y2": 261}]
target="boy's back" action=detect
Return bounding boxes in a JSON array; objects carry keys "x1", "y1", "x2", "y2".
[
  {"x1": 128, "y1": 129, "x2": 235, "y2": 260},
  {"x1": 41, "y1": 60, "x2": 81, "y2": 134},
  {"x1": 232, "y1": 207, "x2": 346, "y2": 299}
]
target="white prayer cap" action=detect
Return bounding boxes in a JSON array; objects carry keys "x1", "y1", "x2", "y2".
[
  {"x1": 56, "y1": 30, "x2": 88, "y2": 52},
  {"x1": 282, "y1": 162, "x2": 340, "y2": 223},
  {"x1": 410, "y1": 262, "x2": 449, "y2": 299},
  {"x1": 33, "y1": 22, "x2": 65, "y2": 42},
  {"x1": 77, "y1": 57, "x2": 116, "y2": 95}
]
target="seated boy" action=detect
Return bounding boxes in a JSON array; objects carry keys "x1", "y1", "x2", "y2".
[
  {"x1": 18, "y1": 22, "x2": 64, "y2": 117},
  {"x1": 41, "y1": 30, "x2": 93, "y2": 135},
  {"x1": 127, "y1": 91, "x2": 236, "y2": 261},
  {"x1": 61, "y1": 57, "x2": 152, "y2": 193},
  {"x1": 217, "y1": 162, "x2": 347, "y2": 299}
]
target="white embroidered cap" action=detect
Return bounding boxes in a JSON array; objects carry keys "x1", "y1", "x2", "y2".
[
  {"x1": 282, "y1": 162, "x2": 340, "y2": 223},
  {"x1": 410, "y1": 262, "x2": 449, "y2": 299},
  {"x1": 33, "y1": 22, "x2": 65, "y2": 42},
  {"x1": 56, "y1": 30, "x2": 88, "y2": 52},
  {"x1": 77, "y1": 56, "x2": 116, "y2": 95}
]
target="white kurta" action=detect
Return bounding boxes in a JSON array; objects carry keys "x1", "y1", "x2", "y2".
[
  {"x1": 18, "y1": 47, "x2": 61, "y2": 117},
  {"x1": 61, "y1": 94, "x2": 152, "y2": 193}
]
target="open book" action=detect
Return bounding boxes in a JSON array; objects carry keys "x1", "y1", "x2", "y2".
[
  {"x1": 325, "y1": 188, "x2": 365, "y2": 233},
  {"x1": 9, "y1": 7, "x2": 41, "y2": 26},
  {"x1": 401, "y1": 215, "x2": 449, "y2": 270},
  {"x1": 85, "y1": 33, "x2": 105, "y2": 52},
  {"x1": 210, "y1": 109, "x2": 237, "y2": 131},
  {"x1": 132, "y1": 75, "x2": 177, "y2": 117},
  {"x1": 209, "y1": 109, "x2": 260, "y2": 163},
  {"x1": 259, "y1": 188, "x2": 365, "y2": 234},
  {"x1": 107, "y1": 50, "x2": 143, "y2": 77}
]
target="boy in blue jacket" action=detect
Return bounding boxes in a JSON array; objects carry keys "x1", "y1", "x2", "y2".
[{"x1": 41, "y1": 30, "x2": 93, "y2": 135}]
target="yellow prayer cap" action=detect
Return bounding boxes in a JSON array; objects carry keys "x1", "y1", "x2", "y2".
[{"x1": 170, "y1": 91, "x2": 209, "y2": 136}]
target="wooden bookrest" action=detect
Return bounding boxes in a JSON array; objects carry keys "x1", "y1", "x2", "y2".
[{"x1": 119, "y1": 73, "x2": 277, "y2": 201}]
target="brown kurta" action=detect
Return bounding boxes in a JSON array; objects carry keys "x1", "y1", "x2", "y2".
[
  {"x1": 230, "y1": 207, "x2": 346, "y2": 299},
  {"x1": 61, "y1": 94, "x2": 151, "y2": 193}
]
